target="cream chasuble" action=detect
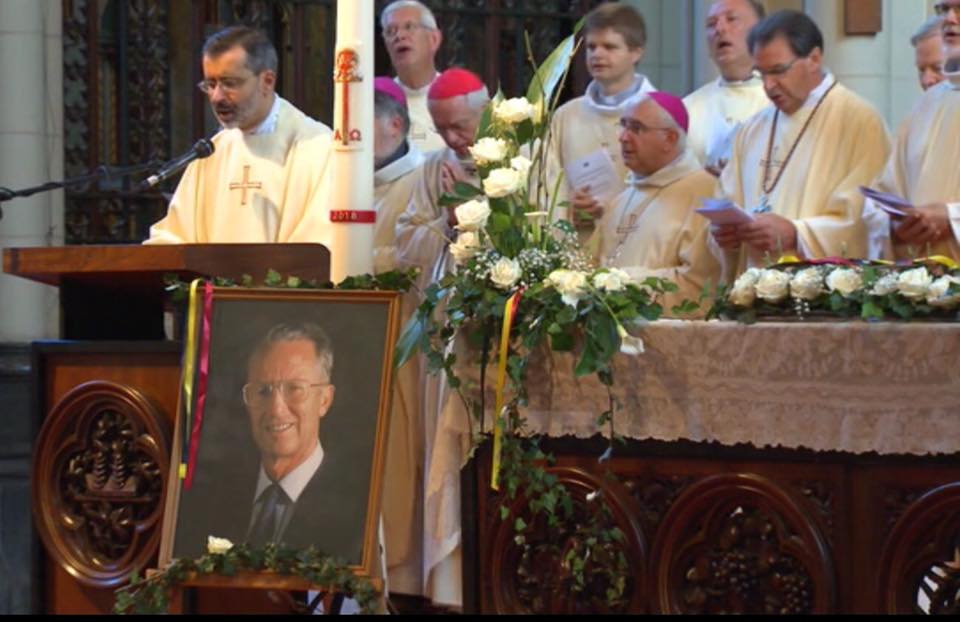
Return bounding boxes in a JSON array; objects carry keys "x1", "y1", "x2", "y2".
[
  {"x1": 374, "y1": 141, "x2": 428, "y2": 595},
  {"x1": 374, "y1": 144, "x2": 426, "y2": 274},
  {"x1": 396, "y1": 76, "x2": 447, "y2": 154},
  {"x1": 683, "y1": 74, "x2": 769, "y2": 170},
  {"x1": 717, "y1": 75, "x2": 890, "y2": 278},
  {"x1": 871, "y1": 76, "x2": 960, "y2": 261},
  {"x1": 395, "y1": 147, "x2": 479, "y2": 290},
  {"x1": 145, "y1": 97, "x2": 334, "y2": 246},
  {"x1": 547, "y1": 74, "x2": 656, "y2": 222},
  {"x1": 595, "y1": 150, "x2": 721, "y2": 317}
]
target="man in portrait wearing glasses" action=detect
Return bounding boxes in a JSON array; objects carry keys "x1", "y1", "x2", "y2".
[
  {"x1": 594, "y1": 92, "x2": 720, "y2": 316},
  {"x1": 381, "y1": 0, "x2": 446, "y2": 153},
  {"x1": 709, "y1": 10, "x2": 890, "y2": 280},
  {"x1": 683, "y1": 0, "x2": 769, "y2": 176},
  {"x1": 866, "y1": 1, "x2": 960, "y2": 261},
  {"x1": 145, "y1": 26, "x2": 333, "y2": 245},
  {"x1": 234, "y1": 322, "x2": 362, "y2": 557}
]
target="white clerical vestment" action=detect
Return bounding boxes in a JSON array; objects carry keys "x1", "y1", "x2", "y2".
[
  {"x1": 396, "y1": 76, "x2": 447, "y2": 154},
  {"x1": 145, "y1": 96, "x2": 334, "y2": 246},
  {"x1": 717, "y1": 74, "x2": 890, "y2": 278},
  {"x1": 374, "y1": 144, "x2": 426, "y2": 274},
  {"x1": 373, "y1": 141, "x2": 428, "y2": 595},
  {"x1": 595, "y1": 150, "x2": 721, "y2": 316},
  {"x1": 547, "y1": 74, "x2": 656, "y2": 222},
  {"x1": 683, "y1": 74, "x2": 769, "y2": 170},
  {"x1": 869, "y1": 74, "x2": 960, "y2": 261}
]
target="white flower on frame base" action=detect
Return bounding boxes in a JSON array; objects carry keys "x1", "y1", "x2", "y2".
[
  {"x1": 825, "y1": 268, "x2": 863, "y2": 297},
  {"x1": 546, "y1": 269, "x2": 589, "y2": 307},
  {"x1": 490, "y1": 257, "x2": 523, "y2": 290},
  {"x1": 593, "y1": 268, "x2": 631, "y2": 293},
  {"x1": 450, "y1": 231, "x2": 482, "y2": 265},
  {"x1": 468, "y1": 137, "x2": 509, "y2": 166},
  {"x1": 483, "y1": 167, "x2": 525, "y2": 198},
  {"x1": 897, "y1": 267, "x2": 934, "y2": 301},
  {"x1": 754, "y1": 270, "x2": 790, "y2": 303},
  {"x1": 789, "y1": 267, "x2": 824, "y2": 301},
  {"x1": 207, "y1": 536, "x2": 234, "y2": 555},
  {"x1": 454, "y1": 198, "x2": 492, "y2": 232},
  {"x1": 494, "y1": 97, "x2": 536, "y2": 124}
]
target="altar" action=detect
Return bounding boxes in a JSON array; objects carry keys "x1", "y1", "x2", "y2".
[{"x1": 427, "y1": 320, "x2": 960, "y2": 613}]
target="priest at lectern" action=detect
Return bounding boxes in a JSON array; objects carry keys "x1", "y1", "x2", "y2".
[{"x1": 144, "y1": 26, "x2": 334, "y2": 245}]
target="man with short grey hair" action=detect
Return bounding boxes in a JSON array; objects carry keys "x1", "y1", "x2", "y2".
[
  {"x1": 145, "y1": 25, "x2": 334, "y2": 245},
  {"x1": 380, "y1": 0, "x2": 446, "y2": 153},
  {"x1": 912, "y1": 15, "x2": 946, "y2": 91},
  {"x1": 684, "y1": 0, "x2": 769, "y2": 175}
]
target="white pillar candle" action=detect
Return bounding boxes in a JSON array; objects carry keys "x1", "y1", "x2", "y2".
[{"x1": 329, "y1": 0, "x2": 375, "y2": 282}]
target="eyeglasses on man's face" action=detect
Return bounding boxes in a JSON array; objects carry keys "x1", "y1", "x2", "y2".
[
  {"x1": 934, "y1": 2, "x2": 960, "y2": 18},
  {"x1": 618, "y1": 117, "x2": 672, "y2": 135},
  {"x1": 383, "y1": 21, "x2": 429, "y2": 39},
  {"x1": 197, "y1": 74, "x2": 255, "y2": 95},
  {"x1": 755, "y1": 56, "x2": 803, "y2": 79},
  {"x1": 242, "y1": 381, "x2": 327, "y2": 407}
]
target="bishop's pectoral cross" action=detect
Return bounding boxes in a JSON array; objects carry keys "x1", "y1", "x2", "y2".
[{"x1": 229, "y1": 165, "x2": 262, "y2": 206}]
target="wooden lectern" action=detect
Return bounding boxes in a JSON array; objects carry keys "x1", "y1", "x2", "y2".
[{"x1": 3, "y1": 244, "x2": 329, "y2": 614}]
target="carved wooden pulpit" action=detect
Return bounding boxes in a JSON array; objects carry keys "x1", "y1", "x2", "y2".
[{"x1": 3, "y1": 244, "x2": 329, "y2": 614}]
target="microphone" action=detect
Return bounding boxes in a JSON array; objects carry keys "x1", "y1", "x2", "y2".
[{"x1": 138, "y1": 138, "x2": 215, "y2": 190}]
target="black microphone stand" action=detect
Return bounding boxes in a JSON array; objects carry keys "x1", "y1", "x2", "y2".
[{"x1": 0, "y1": 160, "x2": 162, "y2": 222}]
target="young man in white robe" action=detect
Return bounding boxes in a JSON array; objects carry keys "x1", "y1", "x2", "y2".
[
  {"x1": 145, "y1": 26, "x2": 333, "y2": 245},
  {"x1": 683, "y1": 0, "x2": 769, "y2": 175},
  {"x1": 594, "y1": 92, "x2": 721, "y2": 316},
  {"x1": 371, "y1": 76, "x2": 428, "y2": 597},
  {"x1": 546, "y1": 2, "x2": 656, "y2": 232},
  {"x1": 867, "y1": 4, "x2": 960, "y2": 261},
  {"x1": 381, "y1": 0, "x2": 447, "y2": 154},
  {"x1": 710, "y1": 10, "x2": 890, "y2": 280}
]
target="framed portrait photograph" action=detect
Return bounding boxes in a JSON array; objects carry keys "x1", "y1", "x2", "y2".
[{"x1": 158, "y1": 288, "x2": 402, "y2": 583}]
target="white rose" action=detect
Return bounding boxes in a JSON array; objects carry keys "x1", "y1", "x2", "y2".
[
  {"x1": 727, "y1": 268, "x2": 762, "y2": 307},
  {"x1": 926, "y1": 275, "x2": 960, "y2": 308},
  {"x1": 754, "y1": 270, "x2": 790, "y2": 303},
  {"x1": 483, "y1": 167, "x2": 524, "y2": 198},
  {"x1": 207, "y1": 536, "x2": 234, "y2": 555},
  {"x1": 510, "y1": 155, "x2": 533, "y2": 177},
  {"x1": 789, "y1": 267, "x2": 824, "y2": 301},
  {"x1": 617, "y1": 324, "x2": 644, "y2": 356},
  {"x1": 897, "y1": 267, "x2": 934, "y2": 300},
  {"x1": 490, "y1": 257, "x2": 522, "y2": 290},
  {"x1": 547, "y1": 269, "x2": 589, "y2": 307},
  {"x1": 450, "y1": 231, "x2": 481, "y2": 265},
  {"x1": 468, "y1": 137, "x2": 509, "y2": 166},
  {"x1": 593, "y1": 268, "x2": 631, "y2": 292},
  {"x1": 870, "y1": 273, "x2": 899, "y2": 296},
  {"x1": 454, "y1": 198, "x2": 491, "y2": 231},
  {"x1": 494, "y1": 97, "x2": 535, "y2": 124},
  {"x1": 825, "y1": 268, "x2": 863, "y2": 297}
]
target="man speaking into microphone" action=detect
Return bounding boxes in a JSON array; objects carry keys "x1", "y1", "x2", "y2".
[{"x1": 145, "y1": 26, "x2": 335, "y2": 244}]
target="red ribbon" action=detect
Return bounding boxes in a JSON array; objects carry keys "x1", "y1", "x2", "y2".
[
  {"x1": 184, "y1": 282, "x2": 214, "y2": 490},
  {"x1": 806, "y1": 257, "x2": 857, "y2": 267},
  {"x1": 330, "y1": 210, "x2": 377, "y2": 224}
]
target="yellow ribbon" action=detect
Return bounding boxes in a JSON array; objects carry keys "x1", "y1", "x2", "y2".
[
  {"x1": 491, "y1": 291, "x2": 522, "y2": 491},
  {"x1": 179, "y1": 279, "x2": 203, "y2": 479},
  {"x1": 776, "y1": 254, "x2": 802, "y2": 265},
  {"x1": 918, "y1": 255, "x2": 959, "y2": 270}
]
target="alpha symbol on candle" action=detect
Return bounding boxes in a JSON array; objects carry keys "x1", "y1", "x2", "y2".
[
  {"x1": 229, "y1": 165, "x2": 262, "y2": 206},
  {"x1": 334, "y1": 49, "x2": 362, "y2": 147}
]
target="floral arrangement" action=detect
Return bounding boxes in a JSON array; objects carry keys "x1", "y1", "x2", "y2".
[
  {"x1": 395, "y1": 28, "x2": 693, "y2": 609},
  {"x1": 709, "y1": 257, "x2": 960, "y2": 323},
  {"x1": 114, "y1": 537, "x2": 377, "y2": 614}
]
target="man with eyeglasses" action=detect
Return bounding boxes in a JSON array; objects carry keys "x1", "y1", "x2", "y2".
[
  {"x1": 865, "y1": 2, "x2": 960, "y2": 262},
  {"x1": 145, "y1": 26, "x2": 334, "y2": 245},
  {"x1": 683, "y1": 0, "x2": 770, "y2": 176},
  {"x1": 710, "y1": 10, "x2": 890, "y2": 279},
  {"x1": 233, "y1": 322, "x2": 363, "y2": 557},
  {"x1": 381, "y1": 0, "x2": 446, "y2": 153},
  {"x1": 593, "y1": 92, "x2": 720, "y2": 315}
]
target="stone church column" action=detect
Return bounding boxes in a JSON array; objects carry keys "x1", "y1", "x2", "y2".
[
  {"x1": 0, "y1": 0, "x2": 63, "y2": 343},
  {"x1": 803, "y1": 0, "x2": 932, "y2": 129}
]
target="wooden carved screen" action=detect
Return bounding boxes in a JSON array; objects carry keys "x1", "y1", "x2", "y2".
[{"x1": 62, "y1": 0, "x2": 600, "y2": 245}]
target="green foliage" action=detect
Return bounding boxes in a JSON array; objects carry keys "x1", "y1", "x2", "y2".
[{"x1": 113, "y1": 543, "x2": 378, "y2": 614}]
